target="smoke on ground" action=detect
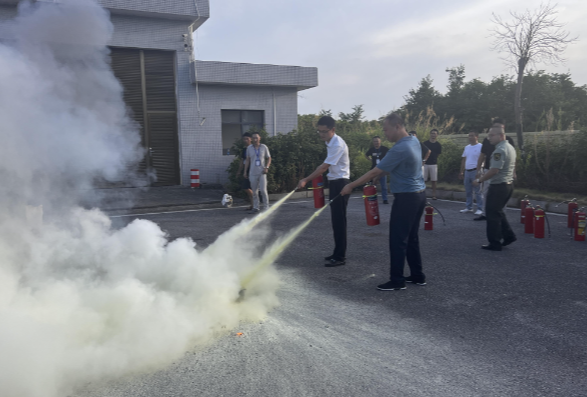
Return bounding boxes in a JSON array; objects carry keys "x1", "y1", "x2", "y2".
[{"x1": 0, "y1": 1, "x2": 279, "y2": 396}]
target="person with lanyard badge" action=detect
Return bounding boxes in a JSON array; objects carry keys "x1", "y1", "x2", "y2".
[
  {"x1": 237, "y1": 132, "x2": 254, "y2": 211},
  {"x1": 244, "y1": 132, "x2": 271, "y2": 214},
  {"x1": 365, "y1": 136, "x2": 389, "y2": 204},
  {"x1": 472, "y1": 126, "x2": 517, "y2": 251},
  {"x1": 297, "y1": 116, "x2": 351, "y2": 267},
  {"x1": 341, "y1": 113, "x2": 427, "y2": 291}
]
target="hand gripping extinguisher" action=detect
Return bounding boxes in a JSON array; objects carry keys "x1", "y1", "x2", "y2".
[
  {"x1": 533, "y1": 206, "x2": 550, "y2": 239},
  {"x1": 520, "y1": 195, "x2": 530, "y2": 224},
  {"x1": 573, "y1": 207, "x2": 586, "y2": 242},
  {"x1": 424, "y1": 202, "x2": 446, "y2": 231},
  {"x1": 363, "y1": 184, "x2": 380, "y2": 226},
  {"x1": 524, "y1": 205, "x2": 535, "y2": 234},
  {"x1": 311, "y1": 175, "x2": 325, "y2": 209}
]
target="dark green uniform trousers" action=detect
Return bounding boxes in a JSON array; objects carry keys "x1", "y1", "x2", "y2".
[{"x1": 485, "y1": 183, "x2": 516, "y2": 247}]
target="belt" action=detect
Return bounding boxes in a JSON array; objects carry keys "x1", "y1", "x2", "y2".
[
  {"x1": 394, "y1": 189, "x2": 426, "y2": 195},
  {"x1": 465, "y1": 168, "x2": 476, "y2": 172}
]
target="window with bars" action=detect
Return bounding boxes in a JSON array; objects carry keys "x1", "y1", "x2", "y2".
[{"x1": 221, "y1": 110, "x2": 264, "y2": 155}]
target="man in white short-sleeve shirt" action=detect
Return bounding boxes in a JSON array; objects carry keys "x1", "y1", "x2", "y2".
[
  {"x1": 297, "y1": 116, "x2": 350, "y2": 267},
  {"x1": 459, "y1": 131, "x2": 483, "y2": 214}
]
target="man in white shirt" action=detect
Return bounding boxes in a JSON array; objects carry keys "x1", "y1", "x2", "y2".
[
  {"x1": 459, "y1": 130, "x2": 483, "y2": 214},
  {"x1": 244, "y1": 132, "x2": 271, "y2": 214},
  {"x1": 297, "y1": 116, "x2": 350, "y2": 267}
]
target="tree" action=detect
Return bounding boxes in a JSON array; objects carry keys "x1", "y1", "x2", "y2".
[
  {"x1": 490, "y1": 2, "x2": 577, "y2": 158},
  {"x1": 338, "y1": 105, "x2": 364, "y2": 123},
  {"x1": 403, "y1": 75, "x2": 441, "y2": 116}
]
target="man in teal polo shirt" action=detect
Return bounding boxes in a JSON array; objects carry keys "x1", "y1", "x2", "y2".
[{"x1": 341, "y1": 113, "x2": 427, "y2": 290}]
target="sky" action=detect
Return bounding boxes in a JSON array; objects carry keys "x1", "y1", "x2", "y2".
[{"x1": 194, "y1": 0, "x2": 587, "y2": 120}]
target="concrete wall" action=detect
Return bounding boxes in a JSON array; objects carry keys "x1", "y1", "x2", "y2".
[{"x1": 181, "y1": 84, "x2": 299, "y2": 185}]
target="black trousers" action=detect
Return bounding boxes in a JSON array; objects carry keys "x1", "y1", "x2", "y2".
[
  {"x1": 485, "y1": 183, "x2": 516, "y2": 247},
  {"x1": 389, "y1": 191, "x2": 426, "y2": 283},
  {"x1": 329, "y1": 179, "x2": 350, "y2": 260}
]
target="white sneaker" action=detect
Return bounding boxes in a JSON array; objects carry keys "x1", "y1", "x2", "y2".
[
  {"x1": 474, "y1": 209, "x2": 483, "y2": 215},
  {"x1": 460, "y1": 209, "x2": 473, "y2": 213}
]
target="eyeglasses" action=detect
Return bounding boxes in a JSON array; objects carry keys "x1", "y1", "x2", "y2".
[{"x1": 316, "y1": 128, "x2": 331, "y2": 134}]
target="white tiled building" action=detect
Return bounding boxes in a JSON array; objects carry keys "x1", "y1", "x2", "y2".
[{"x1": 0, "y1": 0, "x2": 318, "y2": 185}]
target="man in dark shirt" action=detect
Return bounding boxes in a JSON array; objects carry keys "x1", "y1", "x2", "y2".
[
  {"x1": 409, "y1": 131, "x2": 431, "y2": 165},
  {"x1": 475, "y1": 118, "x2": 515, "y2": 220},
  {"x1": 423, "y1": 129, "x2": 442, "y2": 199},
  {"x1": 365, "y1": 136, "x2": 389, "y2": 204},
  {"x1": 236, "y1": 132, "x2": 254, "y2": 210}
]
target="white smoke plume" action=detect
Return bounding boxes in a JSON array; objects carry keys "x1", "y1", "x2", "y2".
[{"x1": 0, "y1": 1, "x2": 280, "y2": 396}]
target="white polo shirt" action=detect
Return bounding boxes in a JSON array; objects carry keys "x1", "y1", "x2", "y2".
[
  {"x1": 461, "y1": 143, "x2": 482, "y2": 170},
  {"x1": 324, "y1": 134, "x2": 350, "y2": 180}
]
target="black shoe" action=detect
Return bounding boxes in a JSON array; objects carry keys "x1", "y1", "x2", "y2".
[
  {"x1": 405, "y1": 276, "x2": 426, "y2": 286},
  {"x1": 325, "y1": 259, "x2": 346, "y2": 267},
  {"x1": 324, "y1": 255, "x2": 346, "y2": 261},
  {"x1": 377, "y1": 281, "x2": 406, "y2": 291},
  {"x1": 474, "y1": 215, "x2": 487, "y2": 221},
  {"x1": 481, "y1": 244, "x2": 502, "y2": 251},
  {"x1": 383, "y1": 200, "x2": 389, "y2": 204},
  {"x1": 502, "y1": 236, "x2": 517, "y2": 247}
]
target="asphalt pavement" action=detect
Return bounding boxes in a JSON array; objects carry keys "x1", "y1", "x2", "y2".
[{"x1": 79, "y1": 194, "x2": 587, "y2": 397}]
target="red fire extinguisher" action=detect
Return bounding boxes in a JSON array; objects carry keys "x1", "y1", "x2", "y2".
[
  {"x1": 524, "y1": 206, "x2": 535, "y2": 234},
  {"x1": 311, "y1": 175, "x2": 325, "y2": 209},
  {"x1": 520, "y1": 195, "x2": 530, "y2": 224},
  {"x1": 363, "y1": 184, "x2": 380, "y2": 226},
  {"x1": 533, "y1": 206, "x2": 545, "y2": 239},
  {"x1": 555, "y1": 198, "x2": 578, "y2": 228},
  {"x1": 568, "y1": 200, "x2": 579, "y2": 229},
  {"x1": 574, "y1": 207, "x2": 586, "y2": 242},
  {"x1": 424, "y1": 205, "x2": 434, "y2": 230}
]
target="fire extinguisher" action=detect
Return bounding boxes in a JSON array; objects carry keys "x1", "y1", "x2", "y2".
[
  {"x1": 533, "y1": 206, "x2": 550, "y2": 239},
  {"x1": 311, "y1": 175, "x2": 325, "y2": 209},
  {"x1": 520, "y1": 195, "x2": 530, "y2": 224},
  {"x1": 423, "y1": 202, "x2": 446, "y2": 231},
  {"x1": 555, "y1": 198, "x2": 578, "y2": 229},
  {"x1": 424, "y1": 205, "x2": 434, "y2": 230},
  {"x1": 568, "y1": 199, "x2": 579, "y2": 229},
  {"x1": 524, "y1": 205, "x2": 535, "y2": 234},
  {"x1": 363, "y1": 184, "x2": 380, "y2": 226},
  {"x1": 574, "y1": 207, "x2": 586, "y2": 242}
]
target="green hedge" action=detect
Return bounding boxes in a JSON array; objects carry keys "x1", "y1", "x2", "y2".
[{"x1": 227, "y1": 115, "x2": 587, "y2": 197}]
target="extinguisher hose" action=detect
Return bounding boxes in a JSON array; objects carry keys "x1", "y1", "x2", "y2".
[
  {"x1": 427, "y1": 203, "x2": 446, "y2": 226},
  {"x1": 544, "y1": 213, "x2": 552, "y2": 238}
]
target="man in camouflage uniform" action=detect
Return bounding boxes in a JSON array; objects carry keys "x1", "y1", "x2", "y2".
[{"x1": 472, "y1": 126, "x2": 517, "y2": 251}]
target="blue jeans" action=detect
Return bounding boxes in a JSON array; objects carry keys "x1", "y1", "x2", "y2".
[
  {"x1": 378, "y1": 175, "x2": 388, "y2": 201},
  {"x1": 464, "y1": 169, "x2": 483, "y2": 210}
]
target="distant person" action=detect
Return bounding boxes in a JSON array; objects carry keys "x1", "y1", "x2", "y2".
[
  {"x1": 244, "y1": 132, "x2": 271, "y2": 214},
  {"x1": 341, "y1": 113, "x2": 427, "y2": 291},
  {"x1": 475, "y1": 118, "x2": 515, "y2": 220},
  {"x1": 423, "y1": 129, "x2": 442, "y2": 199},
  {"x1": 365, "y1": 136, "x2": 389, "y2": 204},
  {"x1": 409, "y1": 130, "x2": 431, "y2": 172},
  {"x1": 297, "y1": 116, "x2": 350, "y2": 267},
  {"x1": 459, "y1": 130, "x2": 483, "y2": 215},
  {"x1": 237, "y1": 132, "x2": 254, "y2": 210},
  {"x1": 473, "y1": 126, "x2": 517, "y2": 251}
]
